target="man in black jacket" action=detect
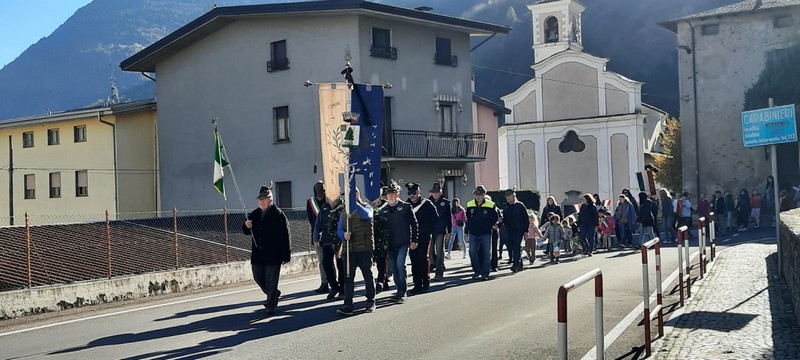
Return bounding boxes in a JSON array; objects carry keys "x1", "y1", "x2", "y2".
[
  {"x1": 466, "y1": 185, "x2": 499, "y2": 280},
  {"x1": 379, "y1": 181, "x2": 419, "y2": 303},
  {"x1": 313, "y1": 196, "x2": 345, "y2": 301},
  {"x1": 406, "y1": 182, "x2": 438, "y2": 294},
  {"x1": 503, "y1": 189, "x2": 530, "y2": 273},
  {"x1": 428, "y1": 182, "x2": 451, "y2": 279},
  {"x1": 243, "y1": 186, "x2": 291, "y2": 315},
  {"x1": 306, "y1": 181, "x2": 328, "y2": 294}
]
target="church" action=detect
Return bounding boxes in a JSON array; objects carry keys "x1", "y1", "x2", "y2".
[{"x1": 499, "y1": 0, "x2": 666, "y2": 208}]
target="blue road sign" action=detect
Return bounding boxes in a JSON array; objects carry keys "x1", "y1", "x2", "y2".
[{"x1": 741, "y1": 104, "x2": 797, "y2": 148}]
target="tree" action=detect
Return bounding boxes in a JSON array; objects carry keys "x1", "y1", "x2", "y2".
[
  {"x1": 653, "y1": 117, "x2": 682, "y2": 192},
  {"x1": 744, "y1": 43, "x2": 800, "y2": 190}
]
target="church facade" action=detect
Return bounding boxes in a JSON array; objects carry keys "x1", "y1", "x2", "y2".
[{"x1": 499, "y1": 0, "x2": 665, "y2": 206}]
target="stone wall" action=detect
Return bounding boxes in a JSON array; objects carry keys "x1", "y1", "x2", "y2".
[
  {"x1": 0, "y1": 251, "x2": 319, "y2": 320},
  {"x1": 779, "y1": 209, "x2": 800, "y2": 327}
]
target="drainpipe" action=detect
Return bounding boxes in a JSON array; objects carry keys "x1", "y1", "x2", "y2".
[
  {"x1": 689, "y1": 22, "x2": 700, "y2": 200},
  {"x1": 8, "y1": 135, "x2": 13, "y2": 225},
  {"x1": 98, "y1": 112, "x2": 119, "y2": 215},
  {"x1": 470, "y1": 32, "x2": 497, "y2": 52}
]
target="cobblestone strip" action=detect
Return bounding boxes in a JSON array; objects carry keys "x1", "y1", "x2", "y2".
[{"x1": 656, "y1": 243, "x2": 800, "y2": 359}]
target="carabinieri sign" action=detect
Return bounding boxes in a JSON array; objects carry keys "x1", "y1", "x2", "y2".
[{"x1": 741, "y1": 104, "x2": 797, "y2": 148}]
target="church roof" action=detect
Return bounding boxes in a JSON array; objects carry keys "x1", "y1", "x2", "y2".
[{"x1": 660, "y1": 0, "x2": 800, "y2": 32}]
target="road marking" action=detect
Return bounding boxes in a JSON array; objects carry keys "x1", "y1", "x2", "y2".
[
  {"x1": 579, "y1": 250, "x2": 699, "y2": 360},
  {"x1": 0, "y1": 275, "x2": 317, "y2": 338}
]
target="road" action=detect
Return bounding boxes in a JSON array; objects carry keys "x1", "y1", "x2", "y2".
[{"x1": 0, "y1": 227, "x2": 774, "y2": 360}]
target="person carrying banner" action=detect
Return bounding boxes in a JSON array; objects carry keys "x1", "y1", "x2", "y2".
[
  {"x1": 336, "y1": 187, "x2": 376, "y2": 316},
  {"x1": 307, "y1": 181, "x2": 329, "y2": 294}
]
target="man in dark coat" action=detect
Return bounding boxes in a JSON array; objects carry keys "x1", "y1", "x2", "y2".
[
  {"x1": 406, "y1": 182, "x2": 438, "y2": 294},
  {"x1": 379, "y1": 180, "x2": 419, "y2": 303},
  {"x1": 503, "y1": 189, "x2": 530, "y2": 273},
  {"x1": 313, "y1": 196, "x2": 345, "y2": 301},
  {"x1": 428, "y1": 183, "x2": 451, "y2": 279},
  {"x1": 306, "y1": 181, "x2": 328, "y2": 293},
  {"x1": 243, "y1": 186, "x2": 291, "y2": 315}
]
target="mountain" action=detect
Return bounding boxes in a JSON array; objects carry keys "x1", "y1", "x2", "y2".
[{"x1": 0, "y1": 0, "x2": 738, "y2": 119}]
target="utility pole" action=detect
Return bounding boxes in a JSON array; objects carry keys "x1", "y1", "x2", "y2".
[{"x1": 8, "y1": 135, "x2": 14, "y2": 225}]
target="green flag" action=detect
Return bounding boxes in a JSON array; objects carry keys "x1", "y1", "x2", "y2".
[{"x1": 213, "y1": 127, "x2": 229, "y2": 199}]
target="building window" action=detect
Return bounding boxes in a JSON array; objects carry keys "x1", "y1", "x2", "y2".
[
  {"x1": 22, "y1": 132, "x2": 34, "y2": 148},
  {"x1": 268, "y1": 40, "x2": 289, "y2": 72},
  {"x1": 49, "y1": 172, "x2": 61, "y2": 198},
  {"x1": 275, "y1": 181, "x2": 292, "y2": 208},
  {"x1": 545, "y1": 16, "x2": 559, "y2": 43},
  {"x1": 274, "y1": 106, "x2": 289, "y2": 143},
  {"x1": 47, "y1": 129, "x2": 59, "y2": 145},
  {"x1": 701, "y1": 24, "x2": 719, "y2": 36},
  {"x1": 75, "y1": 170, "x2": 88, "y2": 197},
  {"x1": 774, "y1": 15, "x2": 794, "y2": 28},
  {"x1": 24, "y1": 174, "x2": 35, "y2": 199},
  {"x1": 434, "y1": 37, "x2": 457, "y2": 67},
  {"x1": 74, "y1": 125, "x2": 87, "y2": 142},
  {"x1": 439, "y1": 104, "x2": 455, "y2": 132},
  {"x1": 370, "y1": 27, "x2": 397, "y2": 59}
]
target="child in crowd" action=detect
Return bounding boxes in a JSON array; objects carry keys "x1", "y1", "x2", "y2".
[
  {"x1": 540, "y1": 214, "x2": 566, "y2": 264},
  {"x1": 561, "y1": 219, "x2": 573, "y2": 253},
  {"x1": 599, "y1": 213, "x2": 615, "y2": 250},
  {"x1": 525, "y1": 211, "x2": 543, "y2": 265}
]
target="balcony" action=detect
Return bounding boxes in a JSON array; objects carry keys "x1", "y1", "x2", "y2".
[
  {"x1": 434, "y1": 54, "x2": 458, "y2": 67},
  {"x1": 383, "y1": 130, "x2": 486, "y2": 162},
  {"x1": 370, "y1": 45, "x2": 397, "y2": 60},
  {"x1": 267, "y1": 57, "x2": 290, "y2": 72}
]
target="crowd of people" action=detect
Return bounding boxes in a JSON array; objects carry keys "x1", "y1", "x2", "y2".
[{"x1": 243, "y1": 175, "x2": 796, "y2": 316}]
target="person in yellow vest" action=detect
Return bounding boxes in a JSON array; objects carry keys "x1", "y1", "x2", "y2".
[{"x1": 466, "y1": 185, "x2": 499, "y2": 281}]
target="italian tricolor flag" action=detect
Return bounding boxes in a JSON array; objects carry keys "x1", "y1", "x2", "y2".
[{"x1": 213, "y1": 126, "x2": 229, "y2": 200}]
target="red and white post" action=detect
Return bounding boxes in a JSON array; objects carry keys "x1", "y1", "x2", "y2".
[
  {"x1": 709, "y1": 212, "x2": 717, "y2": 262},
  {"x1": 641, "y1": 237, "x2": 664, "y2": 357},
  {"x1": 558, "y1": 268, "x2": 604, "y2": 360},
  {"x1": 698, "y1": 217, "x2": 706, "y2": 278},
  {"x1": 676, "y1": 226, "x2": 691, "y2": 306}
]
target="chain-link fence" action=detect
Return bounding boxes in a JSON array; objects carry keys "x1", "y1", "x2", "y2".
[{"x1": 0, "y1": 208, "x2": 315, "y2": 292}]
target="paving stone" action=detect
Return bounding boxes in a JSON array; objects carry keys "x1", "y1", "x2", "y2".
[{"x1": 655, "y1": 243, "x2": 800, "y2": 359}]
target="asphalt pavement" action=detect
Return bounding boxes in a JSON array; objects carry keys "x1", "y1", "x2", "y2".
[{"x1": 0, "y1": 227, "x2": 774, "y2": 360}]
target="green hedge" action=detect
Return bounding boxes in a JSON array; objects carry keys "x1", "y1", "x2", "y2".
[{"x1": 485, "y1": 189, "x2": 541, "y2": 213}]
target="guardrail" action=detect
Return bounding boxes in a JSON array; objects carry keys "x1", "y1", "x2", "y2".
[
  {"x1": 640, "y1": 237, "x2": 664, "y2": 357},
  {"x1": 676, "y1": 225, "x2": 691, "y2": 306},
  {"x1": 557, "y1": 268, "x2": 604, "y2": 360}
]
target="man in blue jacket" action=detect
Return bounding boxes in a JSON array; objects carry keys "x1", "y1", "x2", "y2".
[
  {"x1": 379, "y1": 181, "x2": 419, "y2": 303},
  {"x1": 466, "y1": 185, "x2": 499, "y2": 281},
  {"x1": 428, "y1": 182, "x2": 451, "y2": 279}
]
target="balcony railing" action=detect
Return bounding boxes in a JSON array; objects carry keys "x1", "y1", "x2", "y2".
[
  {"x1": 434, "y1": 54, "x2": 458, "y2": 67},
  {"x1": 383, "y1": 130, "x2": 486, "y2": 160},
  {"x1": 370, "y1": 45, "x2": 397, "y2": 59},
  {"x1": 267, "y1": 57, "x2": 290, "y2": 72}
]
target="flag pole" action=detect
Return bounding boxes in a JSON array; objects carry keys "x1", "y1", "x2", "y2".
[{"x1": 213, "y1": 119, "x2": 258, "y2": 249}]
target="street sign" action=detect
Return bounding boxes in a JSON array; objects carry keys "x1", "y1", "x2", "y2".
[{"x1": 741, "y1": 104, "x2": 797, "y2": 148}]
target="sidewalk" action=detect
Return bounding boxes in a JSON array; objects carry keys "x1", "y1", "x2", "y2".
[{"x1": 655, "y1": 243, "x2": 800, "y2": 359}]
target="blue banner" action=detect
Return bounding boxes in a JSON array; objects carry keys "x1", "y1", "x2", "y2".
[{"x1": 349, "y1": 84, "x2": 384, "y2": 204}]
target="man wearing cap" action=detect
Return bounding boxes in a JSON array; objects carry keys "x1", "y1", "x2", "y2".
[
  {"x1": 243, "y1": 185, "x2": 291, "y2": 315},
  {"x1": 406, "y1": 182, "x2": 438, "y2": 294},
  {"x1": 336, "y1": 187, "x2": 376, "y2": 315},
  {"x1": 428, "y1": 182, "x2": 451, "y2": 279},
  {"x1": 379, "y1": 181, "x2": 419, "y2": 303},
  {"x1": 306, "y1": 181, "x2": 328, "y2": 294},
  {"x1": 466, "y1": 185, "x2": 499, "y2": 280},
  {"x1": 503, "y1": 189, "x2": 530, "y2": 273}
]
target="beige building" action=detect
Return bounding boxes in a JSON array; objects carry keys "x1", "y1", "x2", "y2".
[
  {"x1": 472, "y1": 95, "x2": 511, "y2": 191},
  {"x1": 499, "y1": 0, "x2": 666, "y2": 206},
  {"x1": 661, "y1": 0, "x2": 800, "y2": 196},
  {"x1": 0, "y1": 100, "x2": 159, "y2": 225}
]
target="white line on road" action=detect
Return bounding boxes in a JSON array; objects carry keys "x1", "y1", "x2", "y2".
[
  {"x1": 0, "y1": 275, "x2": 317, "y2": 338},
  {"x1": 579, "y1": 250, "x2": 698, "y2": 360}
]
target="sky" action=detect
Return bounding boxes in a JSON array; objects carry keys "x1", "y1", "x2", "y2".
[{"x1": 0, "y1": 0, "x2": 92, "y2": 69}]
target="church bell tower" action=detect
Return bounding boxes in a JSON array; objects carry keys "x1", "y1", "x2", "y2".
[{"x1": 528, "y1": 0, "x2": 585, "y2": 63}]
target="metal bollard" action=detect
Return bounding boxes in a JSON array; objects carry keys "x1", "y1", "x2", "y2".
[
  {"x1": 641, "y1": 237, "x2": 664, "y2": 357},
  {"x1": 558, "y1": 268, "x2": 604, "y2": 360}
]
